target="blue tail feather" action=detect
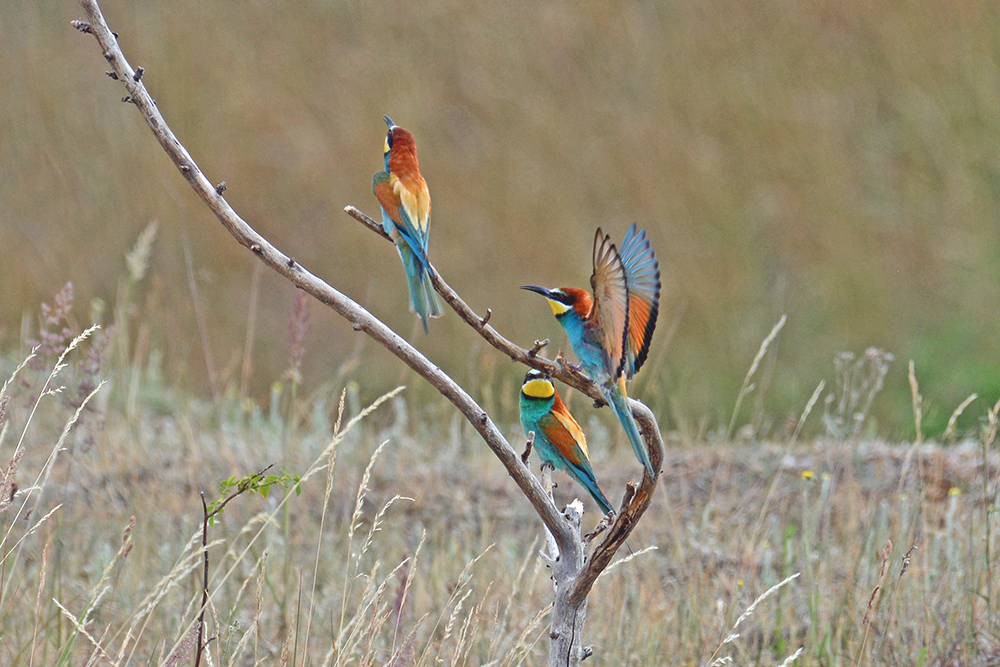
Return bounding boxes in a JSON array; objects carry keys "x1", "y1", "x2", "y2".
[
  {"x1": 567, "y1": 462, "x2": 614, "y2": 515},
  {"x1": 605, "y1": 384, "x2": 654, "y2": 475},
  {"x1": 397, "y1": 244, "x2": 442, "y2": 332}
]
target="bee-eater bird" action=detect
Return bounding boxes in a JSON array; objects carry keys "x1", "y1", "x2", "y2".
[
  {"x1": 519, "y1": 369, "x2": 614, "y2": 516},
  {"x1": 521, "y1": 224, "x2": 660, "y2": 475},
  {"x1": 372, "y1": 115, "x2": 443, "y2": 332}
]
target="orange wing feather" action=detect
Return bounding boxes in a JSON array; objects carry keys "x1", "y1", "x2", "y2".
[
  {"x1": 373, "y1": 177, "x2": 402, "y2": 225},
  {"x1": 393, "y1": 172, "x2": 431, "y2": 235},
  {"x1": 627, "y1": 296, "x2": 652, "y2": 359},
  {"x1": 544, "y1": 392, "x2": 591, "y2": 466}
]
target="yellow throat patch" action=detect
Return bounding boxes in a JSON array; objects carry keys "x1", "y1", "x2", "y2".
[
  {"x1": 548, "y1": 299, "x2": 571, "y2": 316},
  {"x1": 522, "y1": 378, "x2": 555, "y2": 399}
]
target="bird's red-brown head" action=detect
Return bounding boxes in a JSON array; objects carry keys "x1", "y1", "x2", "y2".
[
  {"x1": 520, "y1": 285, "x2": 593, "y2": 320},
  {"x1": 383, "y1": 116, "x2": 421, "y2": 178}
]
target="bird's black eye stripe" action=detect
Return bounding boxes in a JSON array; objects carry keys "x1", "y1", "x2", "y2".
[{"x1": 386, "y1": 130, "x2": 394, "y2": 149}]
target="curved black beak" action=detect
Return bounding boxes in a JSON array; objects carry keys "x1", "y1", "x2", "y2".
[
  {"x1": 383, "y1": 115, "x2": 396, "y2": 129},
  {"x1": 520, "y1": 285, "x2": 556, "y2": 299}
]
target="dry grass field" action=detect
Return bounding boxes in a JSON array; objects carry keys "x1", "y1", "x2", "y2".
[{"x1": 2, "y1": 290, "x2": 1000, "y2": 665}]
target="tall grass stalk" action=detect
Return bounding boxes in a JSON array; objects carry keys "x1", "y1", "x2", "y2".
[
  {"x1": 239, "y1": 261, "x2": 263, "y2": 404},
  {"x1": 943, "y1": 393, "x2": 978, "y2": 443},
  {"x1": 0, "y1": 327, "x2": 101, "y2": 565},
  {"x1": 982, "y1": 397, "x2": 1000, "y2": 632},
  {"x1": 414, "y1": 546, "x2": 495, "y2": 667},
  {"x1": 706, "y1": 572, "x2": 801, "y2": 666},
  {"x1": 182, "y1": 238, "x2": 220, "y2": 404},
  {"x1": 873, "y1": 544, "x2": 916, "y2": 663},
  {"x1": 726, "y1": 315, "x2": 786, "y2": 441},
  {"x1": 337, "y1": 438, "x2": 390, "y2": 651},
  {"x1": 300, "y1": 389, "x2": 346, "y2": 666},
  {"x1": 115, "y1": 220, "x2": 157, "y2": 365}
]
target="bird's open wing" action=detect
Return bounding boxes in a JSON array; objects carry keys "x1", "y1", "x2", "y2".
[
  {"x1": 618, "y1": 224, "x2": 661, "y2": 377},
  {"x1": 590, "y1": 228, "x2": 630, "y2": 380}
]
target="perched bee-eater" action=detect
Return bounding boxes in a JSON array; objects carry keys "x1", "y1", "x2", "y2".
[
  {"x1": 522, "y1": 224, "x2": 660, "y2": 475},
  {"x1": 519, "y1": 369, "x2": 614, "y2": 516},
  {"x1": 372, "y1": 115, "x2": 443, "y2": 332}
]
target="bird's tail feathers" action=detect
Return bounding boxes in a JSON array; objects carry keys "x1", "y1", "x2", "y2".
[
  {"x1": 566, "y1": 461, "x2": 614, "y2": 515},
  {"x1": 605, "y1": 384, "x2": 654, "y2": 475},
  {"x1": 398, "y1": 245, "x2": 443, "y2": 332},
  {"x1": 419, "y1": 268, "x2": 444, "y2": 319},
  {"x1": 585, "y1": 479, "x2": 615, "y2": 516}
]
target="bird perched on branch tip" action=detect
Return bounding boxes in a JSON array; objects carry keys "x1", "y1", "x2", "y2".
[{"x1": 372, "y1": 115, "x2": 443, "y2": 332}]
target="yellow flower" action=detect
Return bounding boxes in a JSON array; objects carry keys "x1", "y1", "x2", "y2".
[
  {"x1": 801, "y1": 470, "x2": 815, "y2": 480},
  {"x1": 949, "y1": 487, "x2": 962, "y2": 496}
]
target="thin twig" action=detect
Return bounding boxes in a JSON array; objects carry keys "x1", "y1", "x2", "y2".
[
  {"x1": 521, "y1": 431, "x2": 535, "y2": 465},
  {"x1": 205, "y1": 464, "x2": 275, "y2": 521},
  {"x1": 528, "y1": 339, "x2": 549, "y2": 358},
  {"x1": 195, "y1": 492, "x2": 209, "y2": 667}
]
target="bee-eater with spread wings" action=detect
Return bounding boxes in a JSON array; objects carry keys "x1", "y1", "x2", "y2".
[
  {"x1": 372, "y1": 115, "x2": 443, "y2": 332},
  {"x1": 522, "y1": 224, "x2": 660, "y2": 474},
  {"x1": 519, "y1": 369, "x2": 614, "y2": 515}
]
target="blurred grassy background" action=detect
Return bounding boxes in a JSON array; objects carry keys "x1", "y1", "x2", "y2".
[{"x1": 3, "y1": 0, "x2": 1000, "y2": 435}]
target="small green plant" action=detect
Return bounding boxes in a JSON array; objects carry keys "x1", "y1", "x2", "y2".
[{"x1": 205, "y1": 466, "x2": 302, "y2": 526}]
